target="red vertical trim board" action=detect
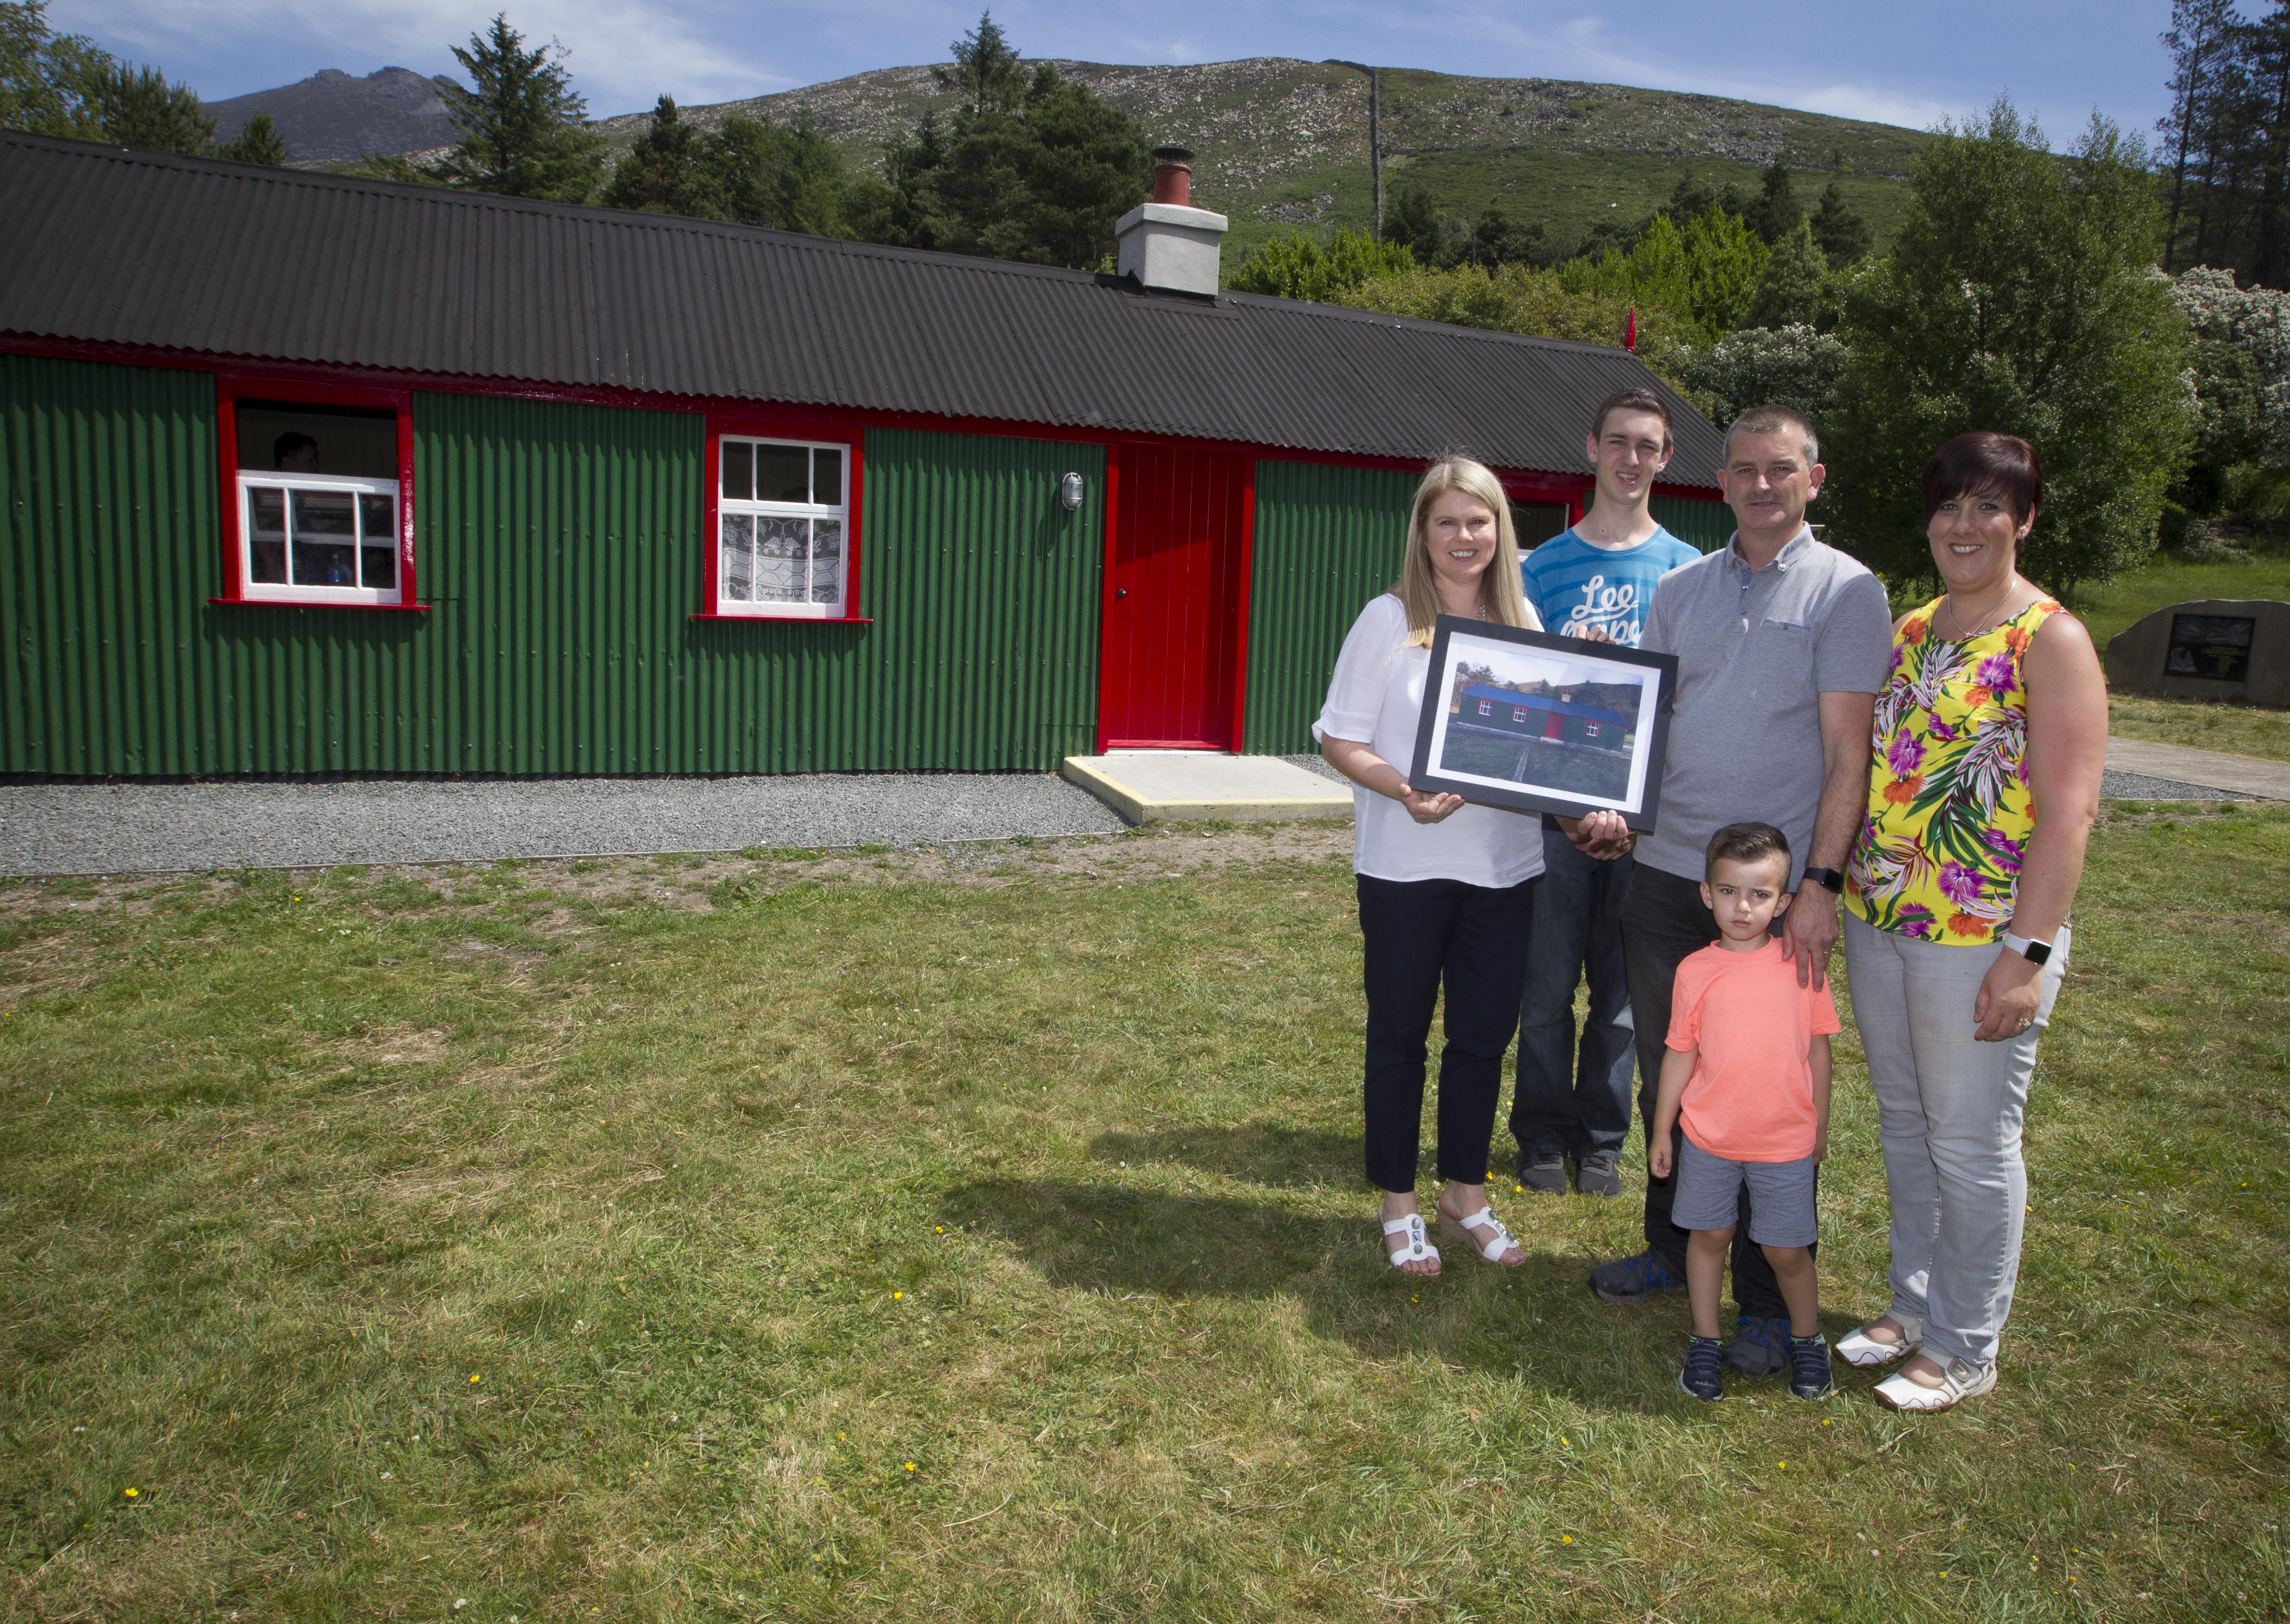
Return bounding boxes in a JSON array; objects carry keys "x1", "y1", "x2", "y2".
[
  {"x1": 1227, "y1": 456, "x2": 1257, "y2": 753},
  {"x1": 212, "y1": 375, "x2": 242, "y2": 602},
  {"x1": 699, "y1": 424, "x2": 722, "y2": 612},
  {"x1": 1093, "y1": 448, "x2": 1123, "y2": 754}
]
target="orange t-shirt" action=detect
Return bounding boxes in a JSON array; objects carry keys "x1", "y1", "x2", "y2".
[{"x1": 1664, "y1": 939, "x2": 1841, "y2": 1161}]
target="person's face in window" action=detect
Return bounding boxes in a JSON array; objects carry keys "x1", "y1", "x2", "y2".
[{"x1": 278, "y1": 440, "x2": 321, "y2": 473}]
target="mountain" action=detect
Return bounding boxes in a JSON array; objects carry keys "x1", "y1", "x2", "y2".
[
  {"x1": 588, "y1": 57, "x2": 1929, "y2": 262},
  {"x1": 211, "y1": 67, "x2": 453, "y2": 164},
  {"x1": 263, "y1": 54, "x2": 1926, "y2": 262}
]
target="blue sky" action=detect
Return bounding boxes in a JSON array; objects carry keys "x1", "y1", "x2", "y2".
[{"x1": 52, "y1": 0, "x2": 2176, "y2": 147}]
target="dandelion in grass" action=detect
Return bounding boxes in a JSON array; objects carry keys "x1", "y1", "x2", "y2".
[
  {"x1": 904, "y1": 1461, "x2": 916, "y2": 1472},
  {"x1": 123, "y1": 1487, "x2": 138, "y2": 1498},
  {"x1": 1560, "y1": 1535, "x2": 1573, "y2": 1545}
]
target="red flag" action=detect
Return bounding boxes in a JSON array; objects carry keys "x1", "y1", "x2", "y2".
[{"x1": 1625, "y1": 306, "x2": 1638, "y2": 352}]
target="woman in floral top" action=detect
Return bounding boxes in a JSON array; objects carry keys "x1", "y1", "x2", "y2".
[{"x1": 1838, "y1": 433, "x2": 2109, "y2": 1412}]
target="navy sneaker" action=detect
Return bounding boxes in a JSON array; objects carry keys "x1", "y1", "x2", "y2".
[
  {"x1": 1788, "y1": 1334, "x2": 1836, "y2": 1400},
  {"x1": 1588, "y1": 1250, "x2": 1677, "y2": 1302},
  {"x1": 1724, "y1": 1314, "x2": 1791, "y2": 1376},
  {"x1": 1679, "y1": 1335, "x2": 1725, "y2": 1402}
]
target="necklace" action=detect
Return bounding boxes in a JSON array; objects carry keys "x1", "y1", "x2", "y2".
[{"x1": 1939, "y1": 584, "x2": 2019, "y2": 642}]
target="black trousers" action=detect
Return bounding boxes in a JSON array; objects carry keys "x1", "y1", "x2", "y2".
[
  {"x1": 1621, "y1": 862, "x2": 1812, "y2": 1318},
  {"x1": 1357, "y1": 873, "x2": 1537, "y2": 1193}
]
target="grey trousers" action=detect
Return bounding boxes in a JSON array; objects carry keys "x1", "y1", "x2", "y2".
[{"x1": 1842, "y1": 914, "x2": 2070, "y2": 1370}]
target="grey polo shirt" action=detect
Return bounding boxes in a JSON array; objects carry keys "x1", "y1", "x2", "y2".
[{"x1": 1636, "y1": 525, "x2": 1893, "y2": 887}]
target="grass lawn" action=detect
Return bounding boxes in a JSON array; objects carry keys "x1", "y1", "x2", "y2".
[
  {"x1": 3, "y1": 814, "x2": 2286, "y2": 1621},
  {"x1": 2073, "y1": 554, "x2": 2290, "y2": 652},
  {"x1": 2106, "y1": 694, "x2": 2290, "y2": 764}
]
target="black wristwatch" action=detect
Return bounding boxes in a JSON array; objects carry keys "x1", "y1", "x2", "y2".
[{"x1": 1800, "y1": 866, "x2": 1845, "y2": 894}]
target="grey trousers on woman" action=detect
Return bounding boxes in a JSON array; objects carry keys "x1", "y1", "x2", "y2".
[{"x1": 1842, "y1": 914, "x2": 2070, "y2": 1370}]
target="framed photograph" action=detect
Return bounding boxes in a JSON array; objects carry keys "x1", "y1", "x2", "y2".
[{"x1": 1407, "y1": 615, "x2": 1678, "y2": 829}]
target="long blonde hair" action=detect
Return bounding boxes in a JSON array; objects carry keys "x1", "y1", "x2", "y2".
[{"x1": 1395, "y1": 456, "x2": 1532, "y2": 646}]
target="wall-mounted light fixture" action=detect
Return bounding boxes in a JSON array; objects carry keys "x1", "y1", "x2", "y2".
[{"x1": 1059, "y1": 471, "x2": 1085, "y2": 511}]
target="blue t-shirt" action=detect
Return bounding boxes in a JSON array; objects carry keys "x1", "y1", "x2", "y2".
[{"x1": 1521, "y1": 525, "x2": 1702, "y2": 647}]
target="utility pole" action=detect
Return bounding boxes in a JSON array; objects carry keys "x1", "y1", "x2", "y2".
[{"x1": 1326, "y1": 60, "x2": 1382, "y2": 239}]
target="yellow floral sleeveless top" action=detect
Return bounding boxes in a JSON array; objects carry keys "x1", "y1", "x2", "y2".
[{"x1": 1845, "y1": 596, "x2": 2068, "y2": 945}]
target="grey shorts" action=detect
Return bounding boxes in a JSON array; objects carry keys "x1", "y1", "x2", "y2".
[{"x1": 1672, "y1": 1135, "x2": 1819, "y2": 1248}]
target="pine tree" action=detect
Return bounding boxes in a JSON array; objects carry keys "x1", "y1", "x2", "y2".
[
  {"x1": 1808, "y1": 181, "x2": 1873, "y2": 267},
  {"x1": 882, "y1": 14, "x2": 1150, "y2": 270},
  {"x1": 87, "y1": 62, "x2": 213, "y2": 154},
  {"x1": 602, "y1": 96, "x2": 704, "y2": 215},
  {"x1": 1743, "y1": 220, "x2": 1831, "y2": 329},
  {"x1": 1381, "y1": 185, "x2": 1443, "y2": 263},
  {"x1": 1744, "y1": 160, "x2": 1802, "y2": 244},
  {"x1": 2159, "y1": 0, "x2": 2243, "y2": 270},
  {"x1": 213, "y1": 111, "x2": 286, "y2": 165},
  {"x1": 432, "y1": 14, "x2": 602, "y2": 204},
  {"x1": 706, "y1": 115, "x2": 848, "y2": 235}
]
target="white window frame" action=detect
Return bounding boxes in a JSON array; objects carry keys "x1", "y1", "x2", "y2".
[
  {"x1": 235, "y1": 471, "x2": 404, "y2": 606},
  {"x1": 716, "y1": 436, "x2": 851, "y2": 619}
]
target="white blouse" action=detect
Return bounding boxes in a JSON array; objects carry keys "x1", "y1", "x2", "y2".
[{"x1": 1312, "y1": 593, "x2": 1546, "y2": 887}]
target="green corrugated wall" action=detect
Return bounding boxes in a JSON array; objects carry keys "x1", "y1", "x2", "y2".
[
  {"x1": 1240, "y1": 459, "x2": 1419, "y2": 756},
  {"x1": 1, "y1": 357, "x2": 1102, "y2": 775},
  {"x1": 1651, "y1": 492, "x2": 1732, "y2": 553}
]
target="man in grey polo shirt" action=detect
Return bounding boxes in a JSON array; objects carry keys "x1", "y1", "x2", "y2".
[{"x1": 1568, "y1": 403, "x2": 1893, "y2": 1378}]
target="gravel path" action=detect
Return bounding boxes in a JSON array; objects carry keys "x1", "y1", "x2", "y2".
[
  {"x1": 0, "y1": 759, "x2": 2265, "y2": 878},
  {"x1": 0, "y1": 774, "x2": 1128, "y2": 876}
]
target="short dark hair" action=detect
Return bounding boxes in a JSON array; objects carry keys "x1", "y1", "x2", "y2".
[
  {"x1": 274, "y1": 431, "x2": 317, "y2": 467},
  {"x1": 1921, "y1": 432, "x2": 2043, "y2": 532},
  {"x1": 1591, "y1": 388, "x2": 1672, "y2": 451},
  {"x1": 1705, "y1": 821, "x2": 1791, "y2": 880},
  {"x1": 1723, "y1": 404, "x2": 1818, "y2": 465}
]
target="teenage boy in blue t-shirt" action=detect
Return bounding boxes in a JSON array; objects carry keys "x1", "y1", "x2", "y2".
[{"x1": 1510, "y1": 388, "x2": 1702, "y2": 1197}]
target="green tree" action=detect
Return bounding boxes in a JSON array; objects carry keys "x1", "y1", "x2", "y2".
[
  {"x1": 1228, "y1": 228, "x2": 1412, "y2": 300},
  {"x1": 1462, "y1": 205, "x2": 1546, "y2": 268},
  {"x1": 1743, "y1": 220, "x2": 1834, "y2": 329},
  {"x1": 85, "y1": 61, "x2": 212, "y2": 153},
  {"x1": 883, "y1": 16, "x2": 1149, "y2": 270},
  {"x1": 431, "y1": 14, "x2": 603, "y2": 203},
  {"x1": 1744, "y1": 159, "x2": 1802, "y2": 243},
  {"x1": 1381, "y1": 184, "x2": 1444, "y2": 263},
  {"x1": 602, "y1": 95, "x2": 704, "y2": 214},
  {"x1": 0, "y1": 0, "x2": 107, "y2": 136},
  {"x1": 212, "y1": 109, "x2": 286, "y2": 165},
  {"x1": 1334, "y1": 262, "x2": 1698, "y2": 394},
  {"x1": 707, "y1": 114, "x2": 848, "y2": 236},
  {"x1": 1558, "y1": 207, "x2": 1769, "y2": 341},
  {"x1": 1827, "y1": 103, "x2": 2193, "y2": 597},
  {"x1": 1809, "y1": 180, "x2": 1873, "y2": 266}
]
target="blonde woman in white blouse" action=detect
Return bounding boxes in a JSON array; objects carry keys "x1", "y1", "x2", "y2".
[{"x1": 1316, "y1": 457, "x2": 1546, "y2": 1276}]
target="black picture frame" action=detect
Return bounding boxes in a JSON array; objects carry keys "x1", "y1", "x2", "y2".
[{"x1": 1406, "y1": 615, "x2": 1678, "y2": 830}]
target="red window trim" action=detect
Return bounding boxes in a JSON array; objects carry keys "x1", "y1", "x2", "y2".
[
  {"x1": 215, "y1": 373, "x2": 425, "y2": 610},
  {"x1": 702, "y1": 412, "x2": 866, "y2": 622}
]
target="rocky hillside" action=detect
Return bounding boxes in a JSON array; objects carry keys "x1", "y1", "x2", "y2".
[
  {"x1": 304, "y1": 55, "x2": 1927, "y2": 261},
  {"x1": 212, "y1": 67, "x2": 454, "y2": 164},
  {"x1": 587, "y1": 57, "x2": 1926, "y2": 260}
]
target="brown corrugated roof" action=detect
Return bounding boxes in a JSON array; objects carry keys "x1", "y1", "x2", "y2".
[{"x1": 0, "y1": 132, "x2": 1723, "y2": 486}]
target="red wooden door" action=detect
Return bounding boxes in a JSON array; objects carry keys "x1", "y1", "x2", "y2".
[{"x1": 1100, "y1": 445, "x2": 1253, "y2": 749}]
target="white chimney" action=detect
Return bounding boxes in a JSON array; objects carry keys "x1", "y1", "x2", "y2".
[{"x1": 1115, "y1": 145, "x2": 1226, "y2": 297}]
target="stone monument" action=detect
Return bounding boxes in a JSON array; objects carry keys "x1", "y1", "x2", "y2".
[{"x1": 2103, "y1": 598, "x2": 2289, "y2": 708}]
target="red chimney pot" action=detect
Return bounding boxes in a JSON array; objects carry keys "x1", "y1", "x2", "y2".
[{"x1": 1151, "y1": 145, "x2": 1193, "y2": 207}]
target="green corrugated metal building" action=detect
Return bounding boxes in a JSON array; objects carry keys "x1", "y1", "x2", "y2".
[{"x1": 0, "y1": 133, "x2": 1731, "y2": 779}]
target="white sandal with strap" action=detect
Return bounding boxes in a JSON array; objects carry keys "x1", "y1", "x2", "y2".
[
  {"x1": 1838, "y1": 1313, "x2": 1922, "y2": 1368},
  {"x1": 1875, "y1": 1355, "x2": 1997, "y2": 1412},
  {"x1": 1438, "y1": 1203, "x2": 1522, "y2": 1265},
  {"x1": 1382, "y1": 1211, "x2": 1441, "y2": 1271}
]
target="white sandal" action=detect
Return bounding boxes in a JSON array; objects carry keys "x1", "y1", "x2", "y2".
[
  {"x1": 1875, "y1": 1356, "x2": 1997, "y2": 1412},
  {"x1": 1438, "y1": 1203, "x2": 1522, "y2": 1265},
  {"x1": 1382, "y1": 1211, "x2": 1441, "y2": 1271},
  {"x1": 1837, "y1": 1313, "x2": 1922, "y2": 1369}
]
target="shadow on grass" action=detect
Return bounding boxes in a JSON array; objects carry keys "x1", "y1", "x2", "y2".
[
  {"x1": 1086, "y1": 1123, "x2": 1356, "y2": 1188},
  {"x1": 939, "y1": 1175, "x2": 1696, "y2": 1414}
]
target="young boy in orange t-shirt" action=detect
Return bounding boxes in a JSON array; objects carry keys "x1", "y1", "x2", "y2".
[{"x1": 1649, "y1": 822, "x2": 1840, "y2": 1402}]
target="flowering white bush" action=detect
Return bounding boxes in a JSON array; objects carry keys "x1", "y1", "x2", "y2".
[
  {"x1": 2173, "y1": 266, "x2": 2290, "y2": 463},
  {"x1": 1681, "y1": 323, "x2": 1849, "y2": 427}
]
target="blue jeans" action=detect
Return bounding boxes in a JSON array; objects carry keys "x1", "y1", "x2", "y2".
[{"x1": 1508, "y1": 823, "x2": 1636, "y2": 1159}]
